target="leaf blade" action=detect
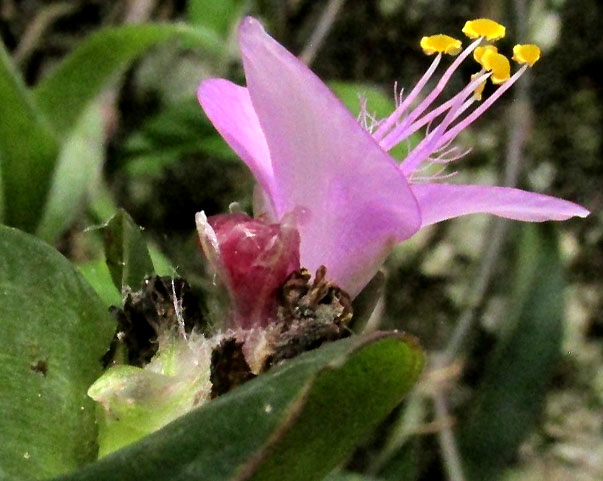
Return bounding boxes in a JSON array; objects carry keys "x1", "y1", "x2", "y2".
[
  {"x1": 0, "y1": 226, "x2": 116, "y2": 479},
  {"x1": 54, "y1": 333, "x2": 423, "y2": 481},
  {"x1": 33, "y1": 24, "x2": 221, "y2": 138},
  {"x1": 242, "y1": 335, "x2": 423, "y2": 481},
  {"x1": 0, "y1": 42, "x2": 59, "y2": 231},
  {"x1": 102, "y1": 209, "x2": 155, "y2": 293},
  {"x1": 459, "y1": 224, "x2": 565, "y2": 480},
  {"x1": 36, "y1": 100, "x2": 105, "y2": 243}
]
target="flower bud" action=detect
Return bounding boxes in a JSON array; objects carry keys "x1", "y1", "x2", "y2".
[{"x1": 196, "y1": 212, "x2": 300, "y2": 329}]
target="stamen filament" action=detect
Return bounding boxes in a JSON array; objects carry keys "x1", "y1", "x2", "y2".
[
  {"x1": 373, "y1": 54, "x2": 442, "y2": 141},
  {"x1": 382, "y1": 71, "x2": 489, "y2": 150},
  {"x1": 399, "y1": 70, "x2": 489, "y2": 175},
  {"x1": 400, "y1": 92, "x2": 471, "y2": 174},
  {"x1": 433, "y1": 65, "x2": 528, "y2": 151},
  {"x1": 380, "y1": 37, "x2": 483, "y2": 149},
  {"x1": 430, "y1": 146, "x2": 472, "y2": 164}
]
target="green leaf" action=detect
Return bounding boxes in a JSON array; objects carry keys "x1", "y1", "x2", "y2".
[
  {"x1": 243, "y1": 335, "x2": 423, "y2": 481},
  {"x1": 0, "y1": 150, "x2": 5, "y2": 222},
  {"x1": 187, "y1": 0, "x2": 246, "y2": 38},
  {"x1": 0, "y1": 225, "x2": 116, "y2": 479},
  {"x1": 36, "y1": 101, "x2": 105, "y2": 243},
  {"x1": 148, "y1": 245, "x2": 175, "y2": 277},
  {"x1": 78, "y1": 259, "x2": 122, "y2": 308},
  {"x1": 459, "y1": 224, "x2": 565, "y2": 480},
  {"x1": 88, "y1": 181, "x2": 119, "y2": 224},
  {"x1": 102, "y1": 209, "x2": 155, "y2": 293},
  {"x1": 0, "y1": 42, "x2": 59, "y2": 231},
  {"x1": 55, "y1": 332, "x2": 423, "y2": 481},
  {"x1": 124, "y1": 98, "x2": 211, "y2": 153},
  {"x1": 33, "y1": 24, "x2": 221, "y2": 139},
  {"x1": 122, "y1": 97, "x2": 238, "y2": 178}
]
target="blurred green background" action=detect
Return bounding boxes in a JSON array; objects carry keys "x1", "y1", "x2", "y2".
[{"x1": 0, "y1": 0, "x2": 601, "y2": 480}]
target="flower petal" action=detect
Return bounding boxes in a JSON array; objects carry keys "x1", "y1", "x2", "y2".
[
  {"x1": 412, "y1": 183, "x2": 590, "y2": 227},
  {"x1": 237, "y1": 17, "x2": 421, "y2": 296},
  {"x1": 197, "y1": 78, "x2": 276, "y2": 204}
]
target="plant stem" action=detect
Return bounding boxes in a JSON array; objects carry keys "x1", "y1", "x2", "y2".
[
  {"x1": 300, "y1": 0, "x2": 346, "y2": 66},
  {"x1": 434, "y1": 390, "x2": 466, "y2": 481}
]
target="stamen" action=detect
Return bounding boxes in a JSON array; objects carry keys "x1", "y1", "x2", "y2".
[
  {"x1": 393, "y1": 82, "x2": 402, "y2": 108},
  {"x1": 357, "y1": 95, "x2": 383, "y2": 133},
  {"x1": 399, "y1": 76, "x2": 482, "y2": 175},
  {"x1": 405, "y1": 71, "x2": 488, "y2": 139},
  {"x1": 379, "y1": 37, "x2": 484, "y2": 149},
  {"x1": 357, "y1": 96, "x2": 369, "y2": 128},
  {"x1": 372, "y1": 54, "x2": 442, "y2": 141},
  {"x1": 383, "y1": 70, "x2": 489, "y2": 152},
  {"x1": 477, "y1": 50, "x2": 511, "y2": 84},
  {"x1": 430, "y1": 145, "x2": 472, "y2": 164},
  {"x1": 471, "y1": 72, "x2": 486, "y2": 100},
  {"x1": 433, "y1": 66, "x2": 528, "y2": 151},
  {"x1": 420, "y1": 35, "x2": 462, "y2": 56},
  {"x1": 512, "y1": 44, "x2": 541, "y2": 66},
  {"x1": 462, "y1": 18, "x2": 506, "y2": 41},
  {"x1": 378, "y1": 20, "x2": 540, "y2": 187},
  {"x1": 473, "y1": 45, "x2": 498, "y2": 64}
]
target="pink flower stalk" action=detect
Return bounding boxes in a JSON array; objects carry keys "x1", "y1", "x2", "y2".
[
  {"x1": 196, "y1": 212, "x2": 300, "y2": 329},
  {"x1": 197, "y1": 17, "x2": 589, "y2": 299}
]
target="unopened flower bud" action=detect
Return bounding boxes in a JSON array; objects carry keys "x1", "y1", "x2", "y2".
[{"x1": 196, "y1": 212, "x2": 300, "y2": 329}]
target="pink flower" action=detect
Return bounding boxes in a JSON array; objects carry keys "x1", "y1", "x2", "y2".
[{"x1": 197, "y1": 17, "x2": 589, "y2": 299}]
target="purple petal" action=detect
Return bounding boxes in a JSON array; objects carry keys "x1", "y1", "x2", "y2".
[
  {"x1": 412, "y1": 183, "x2": 590, "y2": 227},
  {"x1": 197, "y1": 78, "x2": 277, "y2": 206},
  {"x1": 237, "y1": 17, "x2": 421, "y2": 296}
]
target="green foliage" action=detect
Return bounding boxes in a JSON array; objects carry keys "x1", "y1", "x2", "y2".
[
  {"x1": 33, "y1": 24, "x2": 221, "y2": 139},
  {"x1": 0, "y1": 214, "x2": 425, "y2": 481},
  {"x1": 35, "y1": 101, "x2": 105, "y2": 243},
  {"x1": 0, "y1": 43, "x2": 58, "y2": 231},
  {"x1": 376, "y1": 438, "x2": 422, "y2": 481},
  {"x1": 122, "y1": 97, "x2": 238, "y2": 179},
  {"x1": 0, "y1": 226, "x2": 115, "y2": 479},
  {"x1": 0, "y1": 3, "x2": 595, "y2": 480},
  {"x1": 55, "y1": 333, "x2": 423, "y2": 481},
  {"x1": 78, "y1": 259, "x2": 122, "y2": 308},
  {"x1": 459, "y1": 224, "x2": 565, "y2": 480},
  {"x1": 101, "y1": 209, "x2": 155, "y2": 293},
  {"x1": 187, "y1": 0, "x2": 247, "y2": 38},
  {"x1": 0, "y1": 23, "x2": 220, "y2": 239}
]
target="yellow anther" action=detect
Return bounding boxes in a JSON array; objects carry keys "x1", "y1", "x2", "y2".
[
  {"x1": 481, "y1": 49, "x2": 510, "y2": 84},
  {"x1": 471, "y1": 73, "x2": 486, "y2": 101},
  {"x1": 420, "y1": 34, "x2": 462, "y2": 55},
  {"x1": 462, "y1": 19, "x2": 506, "y2": 41},
  {"x1": 512, "y1": 44, "x2": 541, "y2": 66},
  {"x1": 473, "y1": 45, "x2": 498, "y2": 65}
]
